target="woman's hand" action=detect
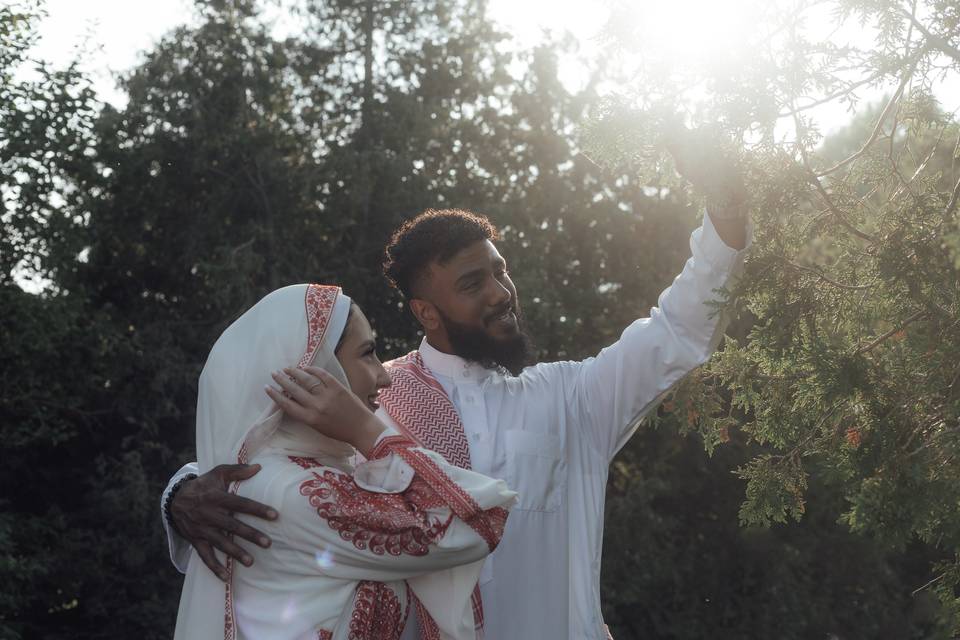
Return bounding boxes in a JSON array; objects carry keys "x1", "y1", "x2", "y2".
[{"x1": 265, "y1": 366, "x2": 386, "y2": 457}]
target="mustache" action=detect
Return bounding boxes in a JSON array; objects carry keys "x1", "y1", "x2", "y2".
[{"x1": 483, "y1": 302, "x2": 516, "y2": 325}]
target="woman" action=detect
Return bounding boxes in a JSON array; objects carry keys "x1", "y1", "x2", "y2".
[{"x1": 174, "y1": 284, "x2": 517, "y2": 640}]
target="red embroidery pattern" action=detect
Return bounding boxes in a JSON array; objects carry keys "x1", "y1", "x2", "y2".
[
  {"x1": 368, "y1": 435, "x2": 417, "y2": 461},
  {"x1": 300, "y1": 469, "x2": 452, "y2": 556},
  {"x1": 348, "y1": 581, "x2": 404, "y2": 640},
  {"x1": 367, "y1": 432, "x2": 508, "y2": 551},
  {"x1": 317, "y1": 631, "x2": 333, "y2": 640},
  {"x1": 414, "y1": 595, "x2": 441, "y2": 640},
  {"x1": 223, "y1": 554, "x2": 237, "y2": 640},
  {"x1": 298, "y1": 285, "x2": 339, "y2": 369},
  {"x1": 471, "y1": 584, "x2": 485, "y2": 631},
  {"x1": 289, "y1": 455, "x2": 323, "y2": 469}
]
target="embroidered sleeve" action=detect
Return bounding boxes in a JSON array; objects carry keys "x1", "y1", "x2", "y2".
[
  {"x1": 370, "y1": 436, "x2": 511, "y2": 553},
  {"x1": 277, "y1": 446, "x2": 517, "y2": 582}
]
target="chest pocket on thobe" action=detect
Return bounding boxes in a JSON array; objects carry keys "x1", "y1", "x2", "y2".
[{"x1": 504, "y1": 430, "x2": 565, "y2": 512}]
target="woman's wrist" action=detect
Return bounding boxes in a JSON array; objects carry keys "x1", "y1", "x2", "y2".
[{"x1": 352, "y1": 414, "x2": 387, "y2": 457}]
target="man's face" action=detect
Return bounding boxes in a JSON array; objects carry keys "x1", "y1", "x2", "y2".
[{"x1": 414, "y1": 239, "x2": 533, "y2": 374}]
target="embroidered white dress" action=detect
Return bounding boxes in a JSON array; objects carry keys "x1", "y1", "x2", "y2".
[
  {"x1": 224, "y1": 430, "x2": 514, "y2": 640},
  {"x1": 167, "y1": 216, "x2": 747, "y2": 639},
  {"x1": 172, "y1": 284, "x2": 516, "y2": 640}
]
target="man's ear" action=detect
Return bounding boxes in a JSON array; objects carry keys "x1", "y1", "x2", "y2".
[{"x1": 409, "y1": 298, "x2": 441, "y2": 332}]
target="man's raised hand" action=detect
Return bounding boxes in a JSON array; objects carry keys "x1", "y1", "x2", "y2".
[
  {"x1": 170, "y1": 463, "x2": 277, "y2": 581},
  {"x1": 659, "y1": 121, "x2": 749, "y2": 249}
]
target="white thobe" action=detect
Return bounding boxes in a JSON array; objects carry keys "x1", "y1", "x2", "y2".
[{"x1": 164, "y1": 214, "x2": 747, "y2": 639}]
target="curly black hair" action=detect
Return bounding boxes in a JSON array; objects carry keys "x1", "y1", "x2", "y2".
[{"x1": 383, "y1": 208, "x2": 499, "y2": 299}]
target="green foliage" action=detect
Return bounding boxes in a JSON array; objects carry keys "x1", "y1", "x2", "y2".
[
  {"x1": 594, "y1": 0, "x2": 960, "y2": 633},
  {"x1": 4, "y1": 0, "x2": 959, "y2": 637}
]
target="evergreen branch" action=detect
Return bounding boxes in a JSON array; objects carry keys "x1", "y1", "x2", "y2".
[
  {"x1": 945, "y1": 173, "x2": 960, "y2": 219},
  {"x1": 776, "y1": 68, "x2": 890, "y2": 118},
  {"x1": 904, "y1": 418, "x2": 956, "y2": 460},
  {"x1": 784, "y1": 260, "x2": 874, "y2": 290},
  {"x1": 897, "y1": 8, "x2": 960, "y2": 64},
  {"x1": 791, "y1": 107, "x2": 877, "y2": 243},
  {"x1": 853, "y1": 309, "x2": 926, "y2": 355},
  {"x1": 806, "y1": 171, "x2": 878, "y2": 243},
  {"x1": 890, "y1": 122, "x2": 950, "y2": 204},
  {"x1": 776, "y1": 401, "x2": 845, "y2": 461},
  {"x1": 886, "y1": 100, "x2": 921, "y2": 204},
  {"x1": 815, "y1": 51, "x2": 922, "y2": 179},
  {"x1": 912, "y1": 572, "x2": 946, "y2": 596}
]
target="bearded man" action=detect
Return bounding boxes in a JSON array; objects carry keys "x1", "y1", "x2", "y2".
[{"x1": 161, "y1": 136, "x2": 749, "y2": 638}]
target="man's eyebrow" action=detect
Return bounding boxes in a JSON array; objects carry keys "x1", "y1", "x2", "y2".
[{"x1": 358, "y1": 339, "x2": 376, "y2": 351}]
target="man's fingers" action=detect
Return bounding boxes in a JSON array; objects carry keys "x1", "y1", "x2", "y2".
[
  {"x1": 215, "y1": 512, "x2": 272, "y2": 548},
  {"x1": 209, "y1": 530, "x2": 254, "y2": 567},
  {"x1": 219, "y1": 492, "x2": 278, "y2": 521},
  {"x1": 213, "y1": 463, "x2": 262, "y2": 484},
  {"x1": 195, "y1": 540, "x2": 229, "y2": 581}
]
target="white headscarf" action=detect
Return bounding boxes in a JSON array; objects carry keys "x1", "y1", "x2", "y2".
[
  {"x1": 195, "y1": 283, "x2": 354, "y2": 469},
  {"x1": 176, "y1": 283, "x2": 354, "y2": 639}
]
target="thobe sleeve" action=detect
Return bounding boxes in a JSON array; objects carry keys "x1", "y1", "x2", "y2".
[
  {"x1": 265, "y1": 434, "x2": 517, "y2": 582},
  {"x1": 566, "y1": 213, "x2": 748, "y2": 460},
  {"x1": 161, "y1": 461, "x2": 199, "y2": 573}
]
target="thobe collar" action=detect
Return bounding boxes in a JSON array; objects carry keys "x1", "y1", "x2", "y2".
[{"x1": 419, "y1": 337, "x2": 496, "y2": 382}]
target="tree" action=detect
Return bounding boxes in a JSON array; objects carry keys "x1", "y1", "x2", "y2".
[{"x1": 592, "y1": 0, "x2": 960, "y2": 632}]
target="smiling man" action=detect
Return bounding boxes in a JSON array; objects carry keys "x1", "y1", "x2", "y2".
[{"x1": 161, "y1": 139, "x2": 750, "y2": 639}]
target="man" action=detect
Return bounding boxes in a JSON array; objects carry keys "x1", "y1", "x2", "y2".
[{"x1": 161, "y1": 133, "x2": 750, "y2": 638}]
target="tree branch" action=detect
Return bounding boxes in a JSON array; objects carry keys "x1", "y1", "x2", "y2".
[
  {"x1": 785, "y1": 260, "x2": 874, "y2": 290},
  {"x1": 897, "y1": 7, "x2": 960, "y2": 63},
  {"x1": 945, "y1": 174, "x2": 960, "y2": 218},
  {"x1": 853, "y1": 309, "x2": 926, "y2": 355},
  {"x1": 815, "y1": 51, "x2": 922, "y2": 178}
]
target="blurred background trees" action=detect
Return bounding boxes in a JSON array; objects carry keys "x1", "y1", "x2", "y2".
[{"x1": 1, "y1": 0, "x2": 957, "y2": 637}]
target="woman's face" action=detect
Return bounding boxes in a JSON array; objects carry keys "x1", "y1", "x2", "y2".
[{"x1": 335, "y1": 304, "x2": 392, "y2": 411}]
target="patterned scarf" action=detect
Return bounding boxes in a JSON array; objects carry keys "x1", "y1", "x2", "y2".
[{"x1": 379, "y1": 351, "x2": 485, "y2": 640}]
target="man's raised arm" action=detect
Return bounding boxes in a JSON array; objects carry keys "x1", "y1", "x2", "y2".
[{"x1": 566, "y1": 127, "x2": 751, "y2": 459}]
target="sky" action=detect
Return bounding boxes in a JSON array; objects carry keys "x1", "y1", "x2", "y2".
[{"x1": 22, "y1": 0, "x2": 960, "y2": 134}]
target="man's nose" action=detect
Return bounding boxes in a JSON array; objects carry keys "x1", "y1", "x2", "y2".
[
  {"x1": 489, "y1": 279, "x2": 511, "y2": 307},
  {"x1": 377, "y1": 367, "x2": 393, "y2": 389}
]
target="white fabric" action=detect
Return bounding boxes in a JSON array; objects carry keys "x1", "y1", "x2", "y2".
[
  {"x1": 171, "y1": 283, "x2": 517, "y2": 640},
  {"x1": 165, "y1": 216, "x2": 747, "y2": 639},
  {"x1": 227, "y1": 436, "x2": 516, "y2": 640}
]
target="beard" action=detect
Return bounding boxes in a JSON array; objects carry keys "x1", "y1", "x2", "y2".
[{"x1": 438, "y1": 306, "x2": 535, "y2": 376}]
